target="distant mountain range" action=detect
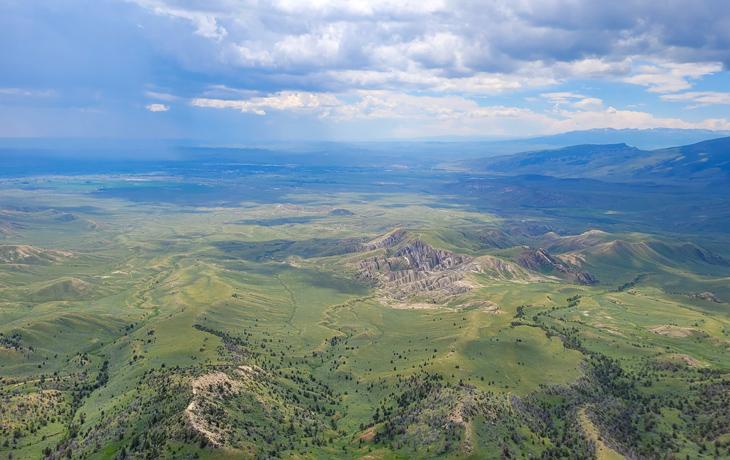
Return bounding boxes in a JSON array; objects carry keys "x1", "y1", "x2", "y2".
[
  {"x1": 391, "y1": 128, "x2": 730, "y2": 154},
  {"x1": 500, "y1": 128, "x2": 730, "y2": 151},
  {"x1": 2, "y1": 127, "x2": 728, "y2": 160},
  {"x1": 1, "y1": 129, "x2": 729, "y2": 179},
  {"x1": 455, "y1": 136, "x2": 730, "y2": 184}
]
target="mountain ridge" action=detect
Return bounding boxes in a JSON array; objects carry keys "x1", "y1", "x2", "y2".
[{"x1": 456, "y1": 136, "x2": 730, "y2": 184}]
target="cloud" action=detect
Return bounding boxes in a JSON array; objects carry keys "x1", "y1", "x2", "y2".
[
  {"x1": 541, "y1": 92, "x2": 604, "y2": 110},
  {"x1": 188, "y1": 89, "x2": 730, "y2": 137},
  {"x1": 323, "y1": 68, "x2": 554, "y2": 94},
  {"x1": 3, "y1": 0, "x2": 730, "y2": 139},
  {"x1": 0, "y1": 87, "x2": 55, "y2": 97},
  {"x1": 145, "y1": 91, "x2": 179, "y2": 102},
  {"x1": 145, "y1": 103, "x2": 170, "y2": 112},
  {"x1": 125, "y1": 0, "x2": 729, "y2": 94},
  {"x1": 131, "y1": 0, "x2": 228, "y2": 41},
  {"x1": 573, "y1": 98, "x2": 604, "y2": 110},
  {"x1": 191, "y1": 92, "x2": 341, "y2": 116},
  {"x1": 541, "y1": 92, "x2": 588, "y2": 104},
  {"x1": 661, "y1": 91, "x2": 730, "y2": 106},
  {"x1": 191, "y1": 90, "x2": 538, "y2": 123},
  {"x1": 550, "y1": 106, "x2": 730, "y2": 132},
  {"x1": 623, "y1": 62, "x2": 722, "y2": 93}
]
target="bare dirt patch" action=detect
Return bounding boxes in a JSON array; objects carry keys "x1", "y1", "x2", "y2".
[
  {"x1": 461, "y1": 300, "x2": 503, "y2": 314},
  {"x1": 662, "y1": 353, "x2": 705, "y2": 368},
  {"x1": 649, "y1": 325, "x2": 699, "y2": 338},
  {"x1": 389, "y1": 301, "x2": 443, "y2": 310},
  {"x1": 358, "y1": 426, "x2": 377, "y2": 442},
  {"x1": 185, "y1": 371, "x2": 242, "y2": 447}
]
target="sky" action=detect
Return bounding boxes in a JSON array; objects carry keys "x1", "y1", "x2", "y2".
[{"x1": 1, "y1": 0, "x2": 730, "y2": 142}]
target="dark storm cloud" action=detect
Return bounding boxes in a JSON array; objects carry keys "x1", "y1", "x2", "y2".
[
  {"x1": 2, "y1": 0, "x2": 728, "y2": 95},
  {"x1": 1, "y1": 0, "x2": 729, "y2": 139}
]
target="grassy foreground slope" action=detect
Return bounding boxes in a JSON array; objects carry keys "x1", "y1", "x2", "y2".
[{"x1": 0, "y1": 172, "x2": 728, "y2": 459}]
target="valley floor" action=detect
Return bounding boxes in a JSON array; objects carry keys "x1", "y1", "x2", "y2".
[{"x1": 0, "y1": 172, "x2": 729, "y2": 459}]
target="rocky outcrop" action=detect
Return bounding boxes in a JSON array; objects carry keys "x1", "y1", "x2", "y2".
[
  {"x1": 361, "y1": 228, "x2": 409, "y2": 252},
  {"x1": 0, "y1": 244, "x2": 73, "y2": 265},
  {"x1": 689, "y1": 291, "x2": 721, "y2": 303},
  {"x1": 357, "y1": 229, "x2": 561, "y2": 302},
  {"x1": 392, "y1": 239, "x2": 470, "y2": 271},
  {"x1": 185, "y1": 371, "x2": 243, "y2": 447},
  {"x1": 358, "y1": 235, "x2": 473, "y2": 301},
  {"x1": 185, "y1": 365, "x2": 267, "y2": 448},
  {"x1": 516, "y1": 248, "x2": 597, "y2": 285}
]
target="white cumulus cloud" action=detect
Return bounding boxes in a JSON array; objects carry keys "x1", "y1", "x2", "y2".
[
  {"x1": 145, "y1": 103, "x2": 170, "y2": 112},
  {"x1": 661, "y1": 91, "x2": 730, "y2": 106},
  {"x1": 187, "y1": 89, "x2": 730, "y2": 137}
]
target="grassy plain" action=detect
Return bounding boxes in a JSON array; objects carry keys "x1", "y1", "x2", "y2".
[{"x1": 0, "y1": 169, "x2": 729, "y2": 459}]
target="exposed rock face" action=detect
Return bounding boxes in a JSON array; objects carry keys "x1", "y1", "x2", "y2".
[
  {"x1": 649, "y1": 325, "x2": 702, "y2": 338},
  {"x1": 358, "y1": 233, "x2": 473, "y2": 302},
  {"x1": 357, "y1": 229, "x2": 555, "y2": 303},
  {"x1": 185, "y1": 371, "x2": 243, "y2": 447},
  {"x1": 185, "y1": 365, "x2": 264, "y2": 448},
  {"x1": 572, "y1": 271, "x2": 598, "y2": 285},
  {"x1": 361, "y1": 228, "x2": 409, "y2": 251},
  {"x1": 689, "y1": 291, "x2": 721, "y2": 303},
  {"x1": 392, "y1": 239, "x2": 470, "y2": 272},
  {"x1": 0, "y1": 244, "x2": 72, "y2": 265},
  {"x1": 516, "y1": 248, "x2": 597, "y2": 285},
  {"x1": 515, "y1": 248, "x2": 556, "y2": 271}
]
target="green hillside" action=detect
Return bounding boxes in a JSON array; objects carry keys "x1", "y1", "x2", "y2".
[
  {"x1": 0, "y1": 155, "x2": 729, "y2": 460},
  {"x1": 459, "y1": 136, "x2": 730, "y2": 183}
]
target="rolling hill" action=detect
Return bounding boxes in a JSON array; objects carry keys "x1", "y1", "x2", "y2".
[
  {"x1": 0, "y1": 244, "x2": 73, "y2": 265},
  {"x1": 458, "y1": 136, "x2": 730, "y2": 184}
]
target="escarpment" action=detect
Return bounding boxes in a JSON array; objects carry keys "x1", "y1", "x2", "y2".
[
  {"x1": 516, "y1": 247, "x2": 598, "y2": 285},
  {"x1": 0, "y1": 244, "x2": 73, "y2": 265},
  {"x1": 360, "y1": 228, "x2": 409, "y2": 251},
  {"x1": 357, "y1": 232, "x2": 474, "y2": 302},
  {"x1": 353, "y1": 227, "x2": 623, "y2": 304}
]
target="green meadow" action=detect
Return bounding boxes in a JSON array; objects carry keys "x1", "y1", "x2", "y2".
[{"x1": 1, "y1": 172, "x2": 729, "y2": 459}]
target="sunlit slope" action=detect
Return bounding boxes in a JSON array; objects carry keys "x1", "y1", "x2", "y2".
[
  {"x1": 0, "y1": 174, "x2": 728, "y2": 459},
  {"x1": 459, "y1": 136, "x2": 730, "y2": 183}
]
